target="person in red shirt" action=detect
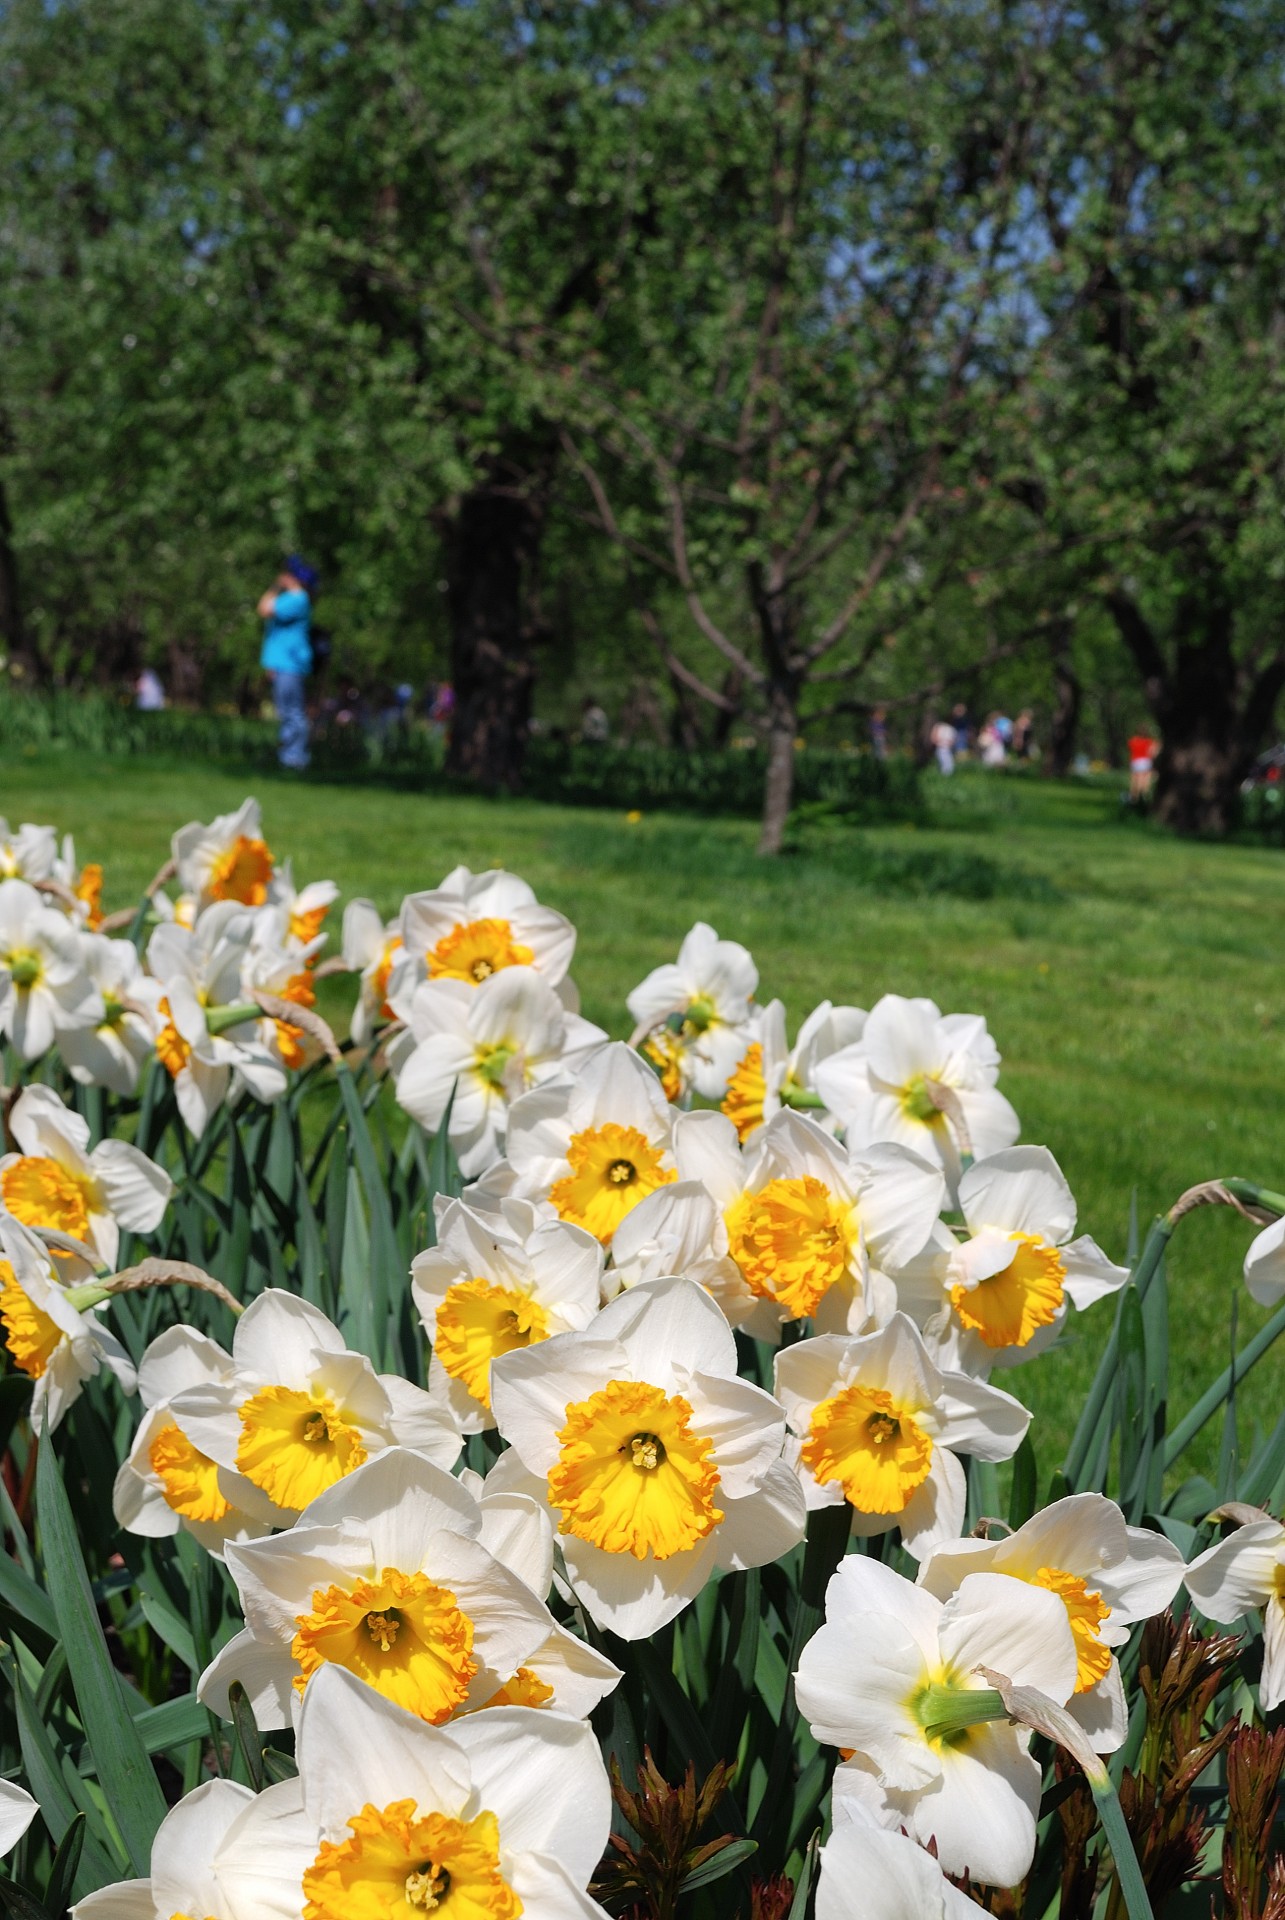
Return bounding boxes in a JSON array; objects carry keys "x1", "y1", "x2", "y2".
[{"x1": 1128, "y1": 732, "x2": 1158, "y2": 801}]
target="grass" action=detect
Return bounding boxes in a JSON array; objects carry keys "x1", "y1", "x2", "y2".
[{"x1": 3, "y1": 745, "x2": 1282, "y2": 1475}]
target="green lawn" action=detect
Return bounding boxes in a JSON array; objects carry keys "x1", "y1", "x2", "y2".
[{"x1": 3, "y1": 747, "x2": 1282, "y2": 1472}]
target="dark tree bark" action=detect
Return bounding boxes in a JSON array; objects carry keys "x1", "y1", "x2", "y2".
[
  {"x1": 1106, "y1": 588, "x2": 1285, "y2": 836},
  {"x1": 0, "y1": 472, "x2": 38, "y2": 682},
  {"x1": 758, "y1": 680, "x2": 799, "y2": 855},
  {"x1": 1044, "y1": 621, "x2": 1082, "y2": 777},
  {"x1": 441, "y1": 452, "x2": 553, "y2": 792}
]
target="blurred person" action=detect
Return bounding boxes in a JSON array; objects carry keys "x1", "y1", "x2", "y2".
[
  {"x1": 1128, "y1": 729, "x2": 1158, "y2": 801},
  {"x1": 1012, "y1": 708, "x2": 1035, "y2": 759},
  {"x1": 930, "y1": 715, "x2": 957, "y2": 775},
  {"x1": 579, "y1": 694, "x2": 610, "y2": 744},
  {"x1": 134, "y1": 666, "x2": 166, "y2": 711},
  {"x1": 257, "y1": 555, "x2": 317, "y2": 770},
  {"x1": 979, "y1": 713, "x2": 1006, "y2": 767},
  {"x1": 869, "y1": 704, "x2": 889, "y2": 759},
  {"x1": 949, "y1": 700, "x2": 972, "y2": 754}
]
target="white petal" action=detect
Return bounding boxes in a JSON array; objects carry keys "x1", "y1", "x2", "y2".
[
  {"x1": 1245, "y1": 1216, "x2": 1285, "y2": 1307},
  {"x1": 0, "y1": 1779, "x2": 37, "y2": 1856},
  {"x1": 447, "y1": 1708, "x2": 611, "y2": 1884},
  {"x1": 1185, "y1": 1521, "x2": 1285, "y2": 1620},
  {"x1": 938, "y1": 1571, "x2": 1077, "y2": 1703},
  {"x1": 958, "y1": 1147, "x2": 1075, "y2": 1242}
]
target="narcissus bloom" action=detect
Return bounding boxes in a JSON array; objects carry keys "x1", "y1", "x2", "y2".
[
  {"x1": 201, "y1": 1448, "x2": 619, "y2": 1729},
  {"x1": 796, "y1": 1558, "x2": 1077, "y2": 1887},
  {"x1": 0, "y1": 1083, "x2": 171, "y2": 1268},
  {"x1": 814, "y1": 993, "x2": 1020, "y2": 1188},
  {"x1": 268, "y1": 861, "x2": 339, "y2": 948},
  {"x1": 0, "y1": 878, "x2": 101, "y2": 1061},
  {"x1": 1185, "y1": 1515, "x2": 1285, "y2": 1712},
  {"x1": 56, "y1": 933, "x2": 161, "y2": 1095},
  {"x1": 341, "y1": 898, "x2": 404, "y2": 1047},
  {"x1": 0, "y1": 817, "x2": 56, "y2": 882},
  {"x1": 918, "y1": 1493, "x2": 1184, "y2": 1749},
  {"x1": 213, "y1": 1665, "x2": 613, "y2": 1920},
  {"x1": 480, "y1": 1042, "x2": 678, "y2": 1248},
  {"x1": 899, "y1": 1148, "x2": 1129, "y2": 1373},
  {"x1": 490, "y1": 1274, "x2": 805, "y2": 1637},
  {"x1": 412, "y1": 1197, "x2": 602, "y2": 1431},
  {"x1": 394, "y1": 866, "x2": 577, "y2": 999},
  {"x1": 816, "y1": 1816, "x2": 978, "y2": 1920},
  {"x1": 148, "y1": 904, "x2": 287, "y2": 1135},
  {"x1": 172, "y1": 796, "x2": 275, "y2": 909},
  {"x1": 1243, "y1": 1216, "x2": 1285, "y2": 1307},
  {"x1": 0, "y1": 1780, "x2": 37, "y2": 1857},
  {"x1": 394, "y1": 970, "x2": 605, "y2": 1177},
  {"x1": 722, "y1": 998, "x2": 866, "y2": 1142},
  {"x1": 0, "y1": 1218, "x2": 135, "y2": 1431},
  {"x1": 71, "y1": 1777, "x2": 259, "y2": 1920},
  {"x1": 114, "y1": 1325, "x2": 278, "y2": 1556},
  {"x1": 167, "y1": 1291, "x2": 460, "y2": 1521},
  {"x1": 775, "y1": 1315, "x2": 1029, "y2": 1557},
  {"x1": 710, "y1": 1110, "x2": 945, "y2": 1338},
  {"x1": 627, "y1": 920, "x2": 758, "y2": 1100},
  {"x1": 606, "y1": 1177, "x2": 753, "y2": 1325}
]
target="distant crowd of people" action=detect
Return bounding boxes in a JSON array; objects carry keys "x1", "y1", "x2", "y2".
[
  {"x1": 928, "y1": 703, "x2": 1036, "y2": 775},
  {"x1": 128, "y1": 570, "x2": 1166, "y2": 787}
]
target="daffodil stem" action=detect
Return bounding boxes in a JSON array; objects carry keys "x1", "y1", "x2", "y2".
[
  {"x1": 205, "y1": 1001, "x2": 261, "y2": 1035},
  {"x1": 1063, "y1": 1214, "x2": 1172, "y2": 1488},
  {"x1": 1162, "y1": 1292, "x2": 1285, "y2": 1467},
  {"x1": 752, "y1": 1503, "x2": 850, "y2": 1849},
  {"x1": 912, "y1": 1683, "x2": 1009, "y2": 1743},
  {"x1": 1088, "y1": 1762, "x2": 1154, "y2": 1920}
]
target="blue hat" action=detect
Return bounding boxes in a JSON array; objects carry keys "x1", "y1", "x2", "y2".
[{"x1": 286, "y1": 555, "x2": 320, "y2": 595}]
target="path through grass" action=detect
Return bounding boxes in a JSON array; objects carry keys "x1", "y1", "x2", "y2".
[{"x1": 3, "y1": 749, "x2": 1281, "y2": 1471}]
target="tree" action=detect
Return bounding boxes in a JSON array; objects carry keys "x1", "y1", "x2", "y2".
[{"x1": 1016, "y1": 0, "x2": 1285, "y2": 832}]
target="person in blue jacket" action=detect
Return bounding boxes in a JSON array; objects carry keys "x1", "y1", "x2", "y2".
[{"x1": 257, "y1": 557, "x2": 317, "y2": 769}]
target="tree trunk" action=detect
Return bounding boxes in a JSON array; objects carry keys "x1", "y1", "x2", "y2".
[
  {"x1": 758, "y1": 684, "x2": 798, "y2": 855},
  {"x1": 442, "y1": 455, "x2": 551, "y2": 792},
  {"x1": 1044, "y1": 623, "x2": 1082, "y2": 777},
  {"x1": 0, "y1": 473, "x2": 38, "y2": 682},
  {"x1": 1107, "y1": 588, "x2": 1263, "y2": 837}
]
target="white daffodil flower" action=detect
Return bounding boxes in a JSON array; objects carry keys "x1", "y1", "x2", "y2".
[
  {"x1": 476, "y1": 1042, "x2": 678, "y2": 1248},
  {"x1": 392, "y1": 865, "x2": 578, "y2": 1008},
  {"x1": 148, "y1": 905, "x2": 286, "y2": 1135},
  {"x1": 796, "y1": 1558, "x2": 1078, "y2": 1887},
  {"x1": 200, "y1": 1448, "x2": 620, "y2": 1730},
  {"x1": 774, "y1": 1314, "x2": 1030, "y2": 1558},
  {"x1": 0, "y1": 1083, "x2": 171, "y2": 1270},
  {"x1": 722, "y1": 997, "x2": 867, "y2": 1142},
  {"x1": 412, "y1": 1197, "x2": 603, "y2": 1432},
  {"x1": 57, "y1": 933, "x2": 161, "y2": 1095},
  {"x1": 627, "y1": 920, "x2": 758, "y2": 1101},
  {"x1": 167, "y1": 1291, "x2": 460, "y2": 1522},
  {"x1": 341, "y1": 898, "x2": 404, "y2": 1047},
  {"x1": 918, "y1": 1492, "x2": 1185, "y2": 1750},
  {"x1": 814, "y1": 993, "x2": 1020, "y2": 1188},
  {"x1": 0, "y1": 818, "x2": 56, "y2": 882},
  {"x1": 1243, "y1": 1216, "x2": 1285, "y2": 1307},
  {"x1": 172, "y1": 796, "x2": 275, "y2": 910},
  {"x1": 71, "y1": 1777, "x2": 259, "y2": 1920},
  {"x1": 0, "y1": 1217, "x2": 135, "y2": 1431},
  {"x1": 1185, "y1": 1516, "x2": 1285, "y2": 1712},
  {"x1": 816, "y1": 1815, "x2": 978, "y2": 1920},
  {"x1": 711, "y1": 1109, "x2": 946, "y2": 1339},
  {"x1": 605, "y1": 1178, "x2": 753, "y2": 1324},
  {"x1": 241, "y1": 913, "x2": 326, "y2": 1074},
  {"x1": 266, "y1": 860, "x2": 339, "y2": 950},
  {"x1": 394, "y1": 970, "x2": 606, "y2": 1178},
  {"x1": 898, "y1": 1147, "x2": 1129, "y2": 1375},
  {"x1": 114, "y1": 1325, "x2": 279, "y2": 1557},
  {"x1": 0, "y1": 877, "x2": 101, "y2": 1060},
  {"x1": 213, "y1": 1665, "x2": 613, "y2": 1920},
  {"x1": 489, "y1": 1274, "x2": 806, "y2": 1639},
  {"x1": 0, "y1": 1780, "x2": 38, "y2": 1857}
]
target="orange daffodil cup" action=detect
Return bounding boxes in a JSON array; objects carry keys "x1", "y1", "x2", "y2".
[{"x1": 489, "y1": 1274, "x2": 807, "y2": 1638}]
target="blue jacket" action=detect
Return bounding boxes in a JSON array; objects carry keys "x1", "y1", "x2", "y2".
[{"x1": 260, "y1": 588, "x2": 313, "y2": 675}]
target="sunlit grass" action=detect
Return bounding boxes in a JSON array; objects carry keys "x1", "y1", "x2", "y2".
[{"x1": 4, "y1": 748, "x2": 1281, "y2": 1473}]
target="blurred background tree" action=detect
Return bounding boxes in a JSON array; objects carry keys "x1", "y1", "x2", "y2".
[{"x1": 1, "y1": 0, "x2": 1283, "y2": 837}]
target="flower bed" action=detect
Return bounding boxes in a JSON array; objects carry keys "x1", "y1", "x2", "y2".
[{"x1": 0, "y1": 798, "x2": 1281, "y2": 1919}]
